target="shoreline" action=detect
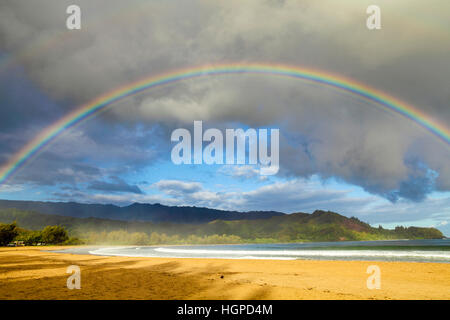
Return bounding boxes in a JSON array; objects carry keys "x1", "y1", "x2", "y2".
[
  {"x1": 51, "y1": 242, "x2": 450, "y2": 264},
  {"x1": 1, "y1": 246, "x2": 449, "y2": 299}
]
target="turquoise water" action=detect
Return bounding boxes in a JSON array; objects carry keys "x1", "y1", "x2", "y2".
[{"x1": 60, "y1": 239, "x2": 450, "y2": 263}]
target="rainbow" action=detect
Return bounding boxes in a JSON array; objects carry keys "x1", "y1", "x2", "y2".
[{"x1": 1, "y1": 62, "x2": 449, "y2": 185}]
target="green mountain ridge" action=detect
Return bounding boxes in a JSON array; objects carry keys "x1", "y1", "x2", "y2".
[{"x1": 0, "y1": 207, "x2": 443, "y2": 244}]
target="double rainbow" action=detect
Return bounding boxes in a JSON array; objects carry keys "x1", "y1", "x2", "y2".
[{"x1": 1, "y1": 63, "x2": 449, "y2": 185}]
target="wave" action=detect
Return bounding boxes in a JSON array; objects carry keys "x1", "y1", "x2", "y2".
[
  {"x1": 88, "y1": 247, "x2": 297, "y2": 260},
  {"x1": 153, "y1": 247, "x2": 450, "y2": 259},
  {"x1": 87, "y1": 246, "x2": 450, "y2": 262}
]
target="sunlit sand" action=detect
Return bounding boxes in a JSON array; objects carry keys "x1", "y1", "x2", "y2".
[{"x1": 0, "y1": 246, "x2": 449, "y2": 300}]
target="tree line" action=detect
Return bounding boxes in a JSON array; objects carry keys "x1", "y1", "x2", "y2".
[{"x1": 0, "y1": 222, "x2": 81, "y2": 246}]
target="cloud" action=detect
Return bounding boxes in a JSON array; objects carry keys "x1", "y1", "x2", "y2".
[
  {"x1": 231, "y1": 180, "x2": 374, "y2": 213},
  {"x1": 12, "y1": 157, "x2": 102, "y2": 187},
  {"x1": 437, "y1": 221, "x2": 448, "y2": 227},
  {"x1": 8, "y1": 122, "x2": 168, "y2": 188},
  {"x1": 75, "y1": 177, "x2": 373, "y2": 214},
  {"x1": 0, "y1": 184, "x2": 24, "y2": 193},
  {"x1": 385, "y1": 161, "x2": 438, "y2": 202},
  {"x1": 355, "y1": 195, "x2": 450, "y2": 229},
  {"x1": 0, "y1": 0, "x2": 449, "y2": 204},
  {"x1": 88, "y1": 177, "x2": 142, "y2": 194},
  {"x1": 219, "y1": 165, "x2": 267, "y2": 181},
  {"x1": 154, "y1": 180, "x2": 203, "y2": 195}
]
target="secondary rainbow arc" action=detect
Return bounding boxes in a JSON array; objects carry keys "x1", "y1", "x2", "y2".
[{"x1": 0, "y1": 63, "x2": 449, "y2": 185}]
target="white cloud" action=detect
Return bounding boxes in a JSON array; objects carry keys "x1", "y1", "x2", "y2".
[
  {"x1": 0, "y1": 184, "x2": 24, "y2": 193},
  {"x1": 219, "y1": 165, "x2": 267, "y2": 181},
  {"x1": 153, "y1": 180, "x2": 203, "y2": 195}
]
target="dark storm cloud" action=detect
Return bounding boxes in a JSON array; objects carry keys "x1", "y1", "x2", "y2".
[
  {"x1": 0, "y1": 66, "x2": 59, "y2": 131},
  {"x1": 0, "y1": 62, "x2": 64, "y2": 166},
  {"x1": 385, "y1": 159, "x2": 438, "y2": 202}
]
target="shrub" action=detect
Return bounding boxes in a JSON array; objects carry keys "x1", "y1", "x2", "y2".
[{"x1": 0, "y1": 222, "x2": 19, "y2": 246}]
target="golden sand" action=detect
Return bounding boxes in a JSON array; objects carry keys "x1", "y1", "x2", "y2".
[{"x1": 0, "y1": 246, "x2": 449, "y2": 300}]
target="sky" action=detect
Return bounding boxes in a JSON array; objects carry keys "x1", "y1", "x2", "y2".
[{"x1": 0, "y1": 0, "x2": 449, "y2": 235}]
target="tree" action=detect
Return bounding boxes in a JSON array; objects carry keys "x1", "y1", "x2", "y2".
[
  {"x1": 0, "y1": 222, "x2": 19, "y2": 246},
  {"x1": 22, "y1": 231, "x2": 43, "y2": 246},
  {"x1": 41, "y1": 225, "x2": 69, "y2": 244},
  {"x1": 129, "y1": 232, "x2": 149, "y2": 245}
]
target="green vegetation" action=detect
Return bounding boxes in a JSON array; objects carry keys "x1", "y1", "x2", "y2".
[
  {"x1": 0, "y1": 208, "x2": 444, "y2": 246},
  {"x1": 0, "y1": 222, "x2": 19, "y2": 246},
  {"x1": 0, "y1": 220, "x2": 80, "y2": 246},
  {"x1": 41, "y1": 225, "x2": 69, "y2": 244},
  {"x1": 84, "y1": 231, "x2": 242, "y2": 245}
]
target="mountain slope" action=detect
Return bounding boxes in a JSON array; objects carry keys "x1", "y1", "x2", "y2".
[
  {"x1": 0, "y1": 207, "x2": 443, "y2": 242},
  {"x1": 0, "y1": 199, "x2": 284, "y2": 223}
]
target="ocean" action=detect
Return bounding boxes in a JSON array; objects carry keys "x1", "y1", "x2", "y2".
[{"x1": 58, "y1": 239, "x2": 450, "y2": 263}]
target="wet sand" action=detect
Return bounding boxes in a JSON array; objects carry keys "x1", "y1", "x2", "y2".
[{"x1": 0, "y1": 246, "x2": 449, "y2": 300}]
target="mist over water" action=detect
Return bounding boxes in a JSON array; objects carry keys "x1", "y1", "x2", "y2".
[{"x1": 60, "y1": 239, "x2": 450, "y2": 263}]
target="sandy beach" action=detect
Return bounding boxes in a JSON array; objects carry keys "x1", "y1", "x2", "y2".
[{"x1": 0, "y1": 246, "x2": 449, "y2": 300}]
